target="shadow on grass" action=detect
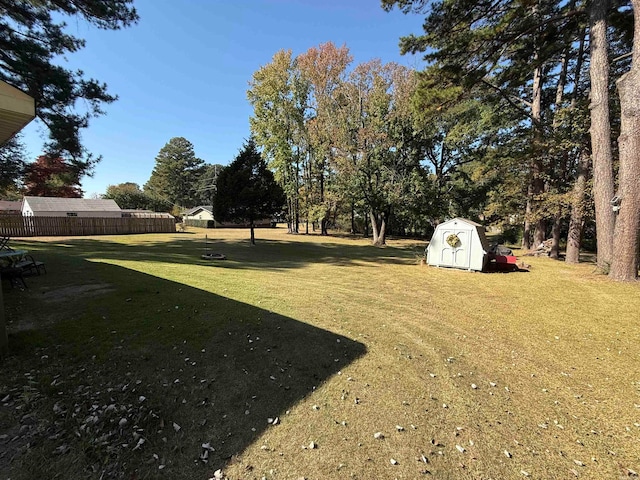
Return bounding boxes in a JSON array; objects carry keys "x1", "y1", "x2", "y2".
[
  {"x1": 1, "y1": 256, "x2": 366, "y2": 479},
  {"x1": 15, "y1": 234, "x2": 415, "y2": 271}
]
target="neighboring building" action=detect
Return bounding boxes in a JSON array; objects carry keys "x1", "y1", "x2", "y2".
[
  {"x1": 22, "y1": 196, "x2": 122, "y2": 218},
  {"x1": 183, "y1": 205, "x2": 214, "y2": 222},
  {"x1": 426, "y1": 217, "x2": 491, "y2": 272},
  {"x1": 182, "y1": 205, "x2": 273, "y2": 228},
  {"x1": 0, "y1": 201, "x2": 22, "y2": 215}
]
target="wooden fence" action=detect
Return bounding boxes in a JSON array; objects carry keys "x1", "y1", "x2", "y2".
[{"x1": 0, "y1": 215, "x2": 176, "y2": 237}]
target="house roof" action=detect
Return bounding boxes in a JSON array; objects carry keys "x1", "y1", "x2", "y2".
[
  {"x1": 23, "y1": 196, "x2": 121, "y2": 212},
  {"x1": 184, "y1": 205, "x2": 213, "y2": 216}
]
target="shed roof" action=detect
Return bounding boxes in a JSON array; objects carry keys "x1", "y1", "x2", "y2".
[
  {"x1": 24, "y1": 196, "x2": 121, "y2": 212},
  {"x1": 0, "y1": 200, "x2": 21, "y2": 211},
  {"x1": 443, "y1": 217, "x2": 485, "y2": 228}
]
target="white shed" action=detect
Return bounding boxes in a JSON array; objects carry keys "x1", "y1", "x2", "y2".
[
  {"x1": 22, "y1": 196, "x2": 122, "y2": 218},
  {"x1": 426, "y1": 218, "x2": 491, "y2": 271}
]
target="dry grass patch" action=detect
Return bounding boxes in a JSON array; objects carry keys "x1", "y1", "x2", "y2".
[{"x1": 1, "y1": 227, "x2": 638, "y2": 479}]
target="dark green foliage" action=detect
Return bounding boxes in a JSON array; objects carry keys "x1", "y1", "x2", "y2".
[
  {"x1": 0, "y1": 135, "x2": 27, "y2": 199},
  {"x1": 104, "y1": 182, "x2": 165, "y2": 211},
  {"x1": 214, "y1": 139, "x2": 285, "y2": 244},
  {"x1": 0, "y1": 0, "x2": 138, "y2": 175},
  {"x1": 144, "y1": 137, "x2": 205, "y2": 209},
  {"x1": 195, "y1": 164, "x2": 225, "y2": 206}
]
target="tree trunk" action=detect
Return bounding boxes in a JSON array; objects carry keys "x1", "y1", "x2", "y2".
[
  {"x1": 351, "y1": 202, "x2": 356, "y2": 234},
  {"x1": 550, "y1": 215, "x2": 562, "y2": 259},
  {"x1": 549, "y1": 47, "x2": 570, "y2": 261},
  {"x1": 369, "y1": 210, "x2": 388, "y2": 246},
  {"x1": 533, "y1": 218, "x2": 546, "y2": 247},
  {"x1": 250, "y1": 222, "x2": 256, "y2": 245},
  {"x1": 364, "y1": 210, "x2": 369, "y2": 238},
  {"x1": 294, "y1": 155, "x2": 300, "y2": 233},
  {"x1": 566, "y1": 149, "x2": 590, "y2": 264},
  {"x1": 610, "y1": 11, "x2": 640, "y2": 281},
  {"x1": 377, "y1": 215, "x2": 387, "y2": 246},
  {"x1": 523, "y1": 183, "x2": 533, "y2": 249},
  {"x1": 531, "y1": 57, "x2": 547, "y2": 249},
  {"x1": 589, "y1": 0, "x2": 616, "y2": 271},
  {"x1": 369, "y1": 210, "x2": 379, "y2": 245}
]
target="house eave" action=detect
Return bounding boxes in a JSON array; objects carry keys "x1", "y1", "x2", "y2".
[{"x1": 0, "y1": 81, "x2": 36, "y2": 143}]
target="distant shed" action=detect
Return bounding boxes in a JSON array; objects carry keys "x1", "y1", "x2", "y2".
[
  {"x1": 426, "y1": 218, "x2": 491, "y2": 271},
  {"x1": 0, "y1": 200, "x2": 21, "y2": 215},
  {"x1": 22, "y1": 196, "x2": 122, "y2": 218}
]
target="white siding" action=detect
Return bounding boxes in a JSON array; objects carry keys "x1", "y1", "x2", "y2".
[{"x1": 426, "y1": 218, "x2": 490, "y2": 271}]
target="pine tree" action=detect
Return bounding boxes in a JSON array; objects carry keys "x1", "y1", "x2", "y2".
[
  {"x1": 144, "y1": 137, "x2": 205, "y2": 209},
  {"x1": 214, "y1": 139, "x2": 285, "y2": 245},
  {"x1": 0, "y1": 0, "x2": 138, "y2": 175}
]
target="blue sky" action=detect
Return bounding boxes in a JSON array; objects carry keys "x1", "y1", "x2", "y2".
[{"x1": 20, "y1": 0, "x2": 426, "y2": 198}]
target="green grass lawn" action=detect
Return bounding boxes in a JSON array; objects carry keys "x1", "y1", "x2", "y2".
[{"x1": 1, "y1": 227, "x2": 638, "y2": 479}]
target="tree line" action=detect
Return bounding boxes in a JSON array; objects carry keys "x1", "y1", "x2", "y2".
[
  {"x1": 380, "y1": 0, "x2": 637, "y2": 281},
  {"x1": 245, "y1": 0, "x2": 638, "y2": 281},
  {"x1": 1, "y1": 0, "x2": 637, "y2": 280}
]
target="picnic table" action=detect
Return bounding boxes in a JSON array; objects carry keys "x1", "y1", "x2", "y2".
[
  {"x1": 0, "y1": 249, "x2": 46, "y2": 289},
  {"x1": 0, "y1": 249, "x2": 28, "y2": 268}
]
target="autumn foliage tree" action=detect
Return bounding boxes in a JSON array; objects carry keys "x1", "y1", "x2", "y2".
[{"x1": 23, "y1": 155, "x2": 83, "y2": 198}]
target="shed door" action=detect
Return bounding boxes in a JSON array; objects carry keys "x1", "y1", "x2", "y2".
[{"x1": 439, "y1": 228, "x2": 473, "y2": 268}]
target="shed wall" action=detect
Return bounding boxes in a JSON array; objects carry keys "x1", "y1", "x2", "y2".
[{"x1": 426, "y1": 218, "x2": 489, "y2": 271}]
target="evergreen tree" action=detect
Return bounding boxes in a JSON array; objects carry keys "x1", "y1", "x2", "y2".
[
  {"x1": 0, "y1": 0, "x2": 138, "y2": 175},
  {"x1": 214, "y1": 139, "x2": 285, "y2": 245},
  {"x1": 144, "y1": 137, "x2": 205, "y2": 209},
  {"x1": 0, "y1": 135, "x2": 27, "y2": 199}
]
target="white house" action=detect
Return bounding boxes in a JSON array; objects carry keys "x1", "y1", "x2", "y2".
[
  {"x1": 183, "y1": 205, "x2": 214, "y2": 222},
  {"x1": 426, "y1": 218, "x2": 491, "y2": 272},
  {"x1": 22, "y1": 196, "x2": 122, "y2": 218}
]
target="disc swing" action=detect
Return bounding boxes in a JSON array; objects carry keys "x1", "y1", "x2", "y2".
[{"x1": 201, "y1": 234, "x2": 226, "y2": 260}]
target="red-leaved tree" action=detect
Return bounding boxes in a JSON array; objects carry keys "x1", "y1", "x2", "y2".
[{"x1": 23, "y1": 156, "x2": 83, "y2": 198}]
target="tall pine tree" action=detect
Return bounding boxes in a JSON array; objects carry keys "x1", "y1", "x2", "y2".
[
  {"x1": 144, "y1": 137, "x2": 205, "y2": 210},
  {"x1": 214, "y1": 139, "x2": 285, "y2": 245}
]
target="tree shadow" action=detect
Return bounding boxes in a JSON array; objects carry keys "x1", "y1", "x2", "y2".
[
  {"x1": 1, "y1": 257, "x2": 366, "y2": 478},
  {"x1": 15, "y1": 235, "x2": 415, "y2": 271}
]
